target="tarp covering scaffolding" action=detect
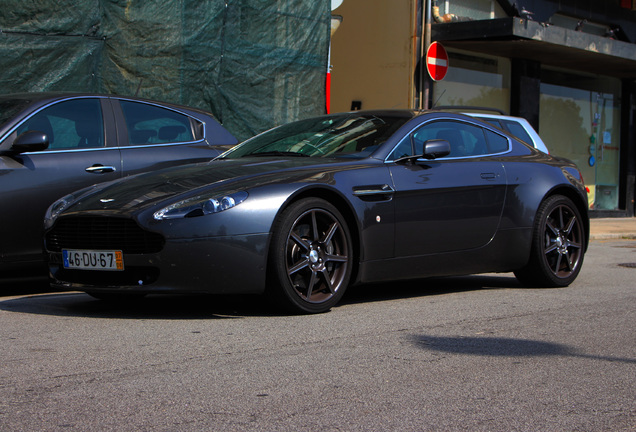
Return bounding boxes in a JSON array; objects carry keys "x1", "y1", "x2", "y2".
[{"x1": 0, "y1": 0, "x2": 330, "y2": 139}]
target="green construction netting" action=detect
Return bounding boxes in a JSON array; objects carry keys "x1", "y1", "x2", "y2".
[{"x1": 0, "y1": 0, "x2": 330, "y2": 140}]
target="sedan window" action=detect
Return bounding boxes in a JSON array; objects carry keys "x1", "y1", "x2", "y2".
[
  {"x1": 16, "y1": 98, "x2": 104, "y2": 150},
  {"x1": 120, "y1": 101, "x2": 196, "y2": 145}
]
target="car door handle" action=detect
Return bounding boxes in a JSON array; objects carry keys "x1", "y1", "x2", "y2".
[
  {"x1": 480, "y1": 172, "x2": 497, "y2": 180},
  {"x1": 85, "y1": 164, "x2": 116, "y2": 174}
]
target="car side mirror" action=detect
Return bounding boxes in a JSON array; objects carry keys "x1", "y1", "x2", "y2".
[
  {"x1": 394, "y1": 138, "x2": 452, "y2": 164},
  {"x1": 12, "y1": 131, "x2": 50, "y2": 153},
  {"x1": 422, "y1": 139, "x2": 450, "y2": 159}
]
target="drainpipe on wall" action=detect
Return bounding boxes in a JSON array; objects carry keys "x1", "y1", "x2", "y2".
[
  {"x1": 422, "y1": 0, "x2": 432, "y2": 109},
  {"x1": 327, "y1": 1, "x2": 344, "y2": 114}
]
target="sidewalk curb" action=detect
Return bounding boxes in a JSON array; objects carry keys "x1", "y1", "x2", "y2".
[{"x1": 590, "y1": 233, "x2": 636, "y2": 240}]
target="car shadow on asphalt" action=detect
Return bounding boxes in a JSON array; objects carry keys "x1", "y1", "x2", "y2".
[
  {"x1": 411, "y1": 334, "x2": 636, "y2": 364},
  {"x1": 340, "y1": 274, "x2": 522, "y2": 306},
  {"x1": 0, "y1": 291, "x2": 265, "y2": 320},
  {"x1": 0, "y1": 273, "x2": 524, "y2": 319}
]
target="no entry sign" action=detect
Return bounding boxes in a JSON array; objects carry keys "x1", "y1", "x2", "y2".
[{"x1": 426, "y1": 41, "x2": 449, "y2": 81}]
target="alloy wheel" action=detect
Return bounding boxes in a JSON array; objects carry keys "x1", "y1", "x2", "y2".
[
  {"x1": 285, "y1": 208, "x2": 350, "y2": 304},
  {"x1": 542, "y1": 203, "x2": 584, "y2": 279}
]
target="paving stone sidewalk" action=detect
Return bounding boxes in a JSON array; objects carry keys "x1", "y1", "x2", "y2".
[{"x1": 590, "y1": 217, "x2": 636, "y2": 240}]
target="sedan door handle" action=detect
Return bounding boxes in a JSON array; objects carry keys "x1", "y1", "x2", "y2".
[
  {"x1": 480, "y1": 172, "x2": 496, "y2": 180},
  {"x1": 85, "y1": 164, "x2": 117, "y2": 174}
]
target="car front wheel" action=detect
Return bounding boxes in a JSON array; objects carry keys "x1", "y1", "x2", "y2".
[
  {"x1": 515, "y1": 195, "x2": 585, "y2": 287},
  {"x1": 267, "y1": 198, "x2": 353, "y2": 314}
]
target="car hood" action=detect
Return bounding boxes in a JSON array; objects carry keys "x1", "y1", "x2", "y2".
[{"x1": 65, "y1": 157, "x2": 373, "y2": 214}]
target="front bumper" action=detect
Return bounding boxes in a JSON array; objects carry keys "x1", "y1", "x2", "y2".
[{"x1": 48, "y1": 233, "x2": 270, "y2": 295}]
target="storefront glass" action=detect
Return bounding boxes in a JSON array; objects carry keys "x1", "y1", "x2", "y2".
[
  {"x1": 432, "y1": 49, "x2": 510, "y2": 113},
  {"x1": 539, "y1": 69, "x2": 622, "y2": 210}
]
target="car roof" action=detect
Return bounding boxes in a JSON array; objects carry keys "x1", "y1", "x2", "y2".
[{"x1": 0, "y1": 92, "x2": 215, "y2": 117}]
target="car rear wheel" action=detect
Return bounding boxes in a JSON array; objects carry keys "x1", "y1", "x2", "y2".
[
  {"x1": 515, "y1": 195, "x2": 585, "y2": 287},
  {"x1": 267, "y1": 198, "x2": 352, "y2": 314}
]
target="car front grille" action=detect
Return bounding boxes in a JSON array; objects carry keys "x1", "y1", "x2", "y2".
[{"x1": 46, "y1": 216, "x2": 164, "y2": 254}]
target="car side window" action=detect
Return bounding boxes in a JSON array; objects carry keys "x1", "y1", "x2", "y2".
[
  {"x1": 16, "y1": 98, "x2": 104, "y2": 150},
  {"x1": 475, "y1": 116, "x2": 503, "y2": 129},
  {"x1": 120, "y1": 101, "x2": 197, "y2": 146},
  {"x1": 501, "y1": 120, "x2": 533, "y2": 145},
  {"x1": 484, "y1": 129, "x2": 509, "y2": 153},
  {"x1": 408, "y1": 121, "x2": 488, "y2": 158}
]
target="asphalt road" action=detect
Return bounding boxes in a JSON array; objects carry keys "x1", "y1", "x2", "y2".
[{"x1": 1, "y1": 239, "x2": 635, "y2": 431}]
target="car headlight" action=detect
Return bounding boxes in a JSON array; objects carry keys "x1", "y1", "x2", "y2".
[
  {"x1": 44, "y1": 185, "x2": 101, "y2": 230},
  {"x1": 44, "y1": 194, "x2": 75, "y2": 230},
  {"x1": 153, "y1": 191, "x2": 248, "y2": 220}
]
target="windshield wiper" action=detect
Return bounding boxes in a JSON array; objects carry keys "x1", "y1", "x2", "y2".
[{"x1": 246, "y1": 151, "x2": 309, "y2": 157}]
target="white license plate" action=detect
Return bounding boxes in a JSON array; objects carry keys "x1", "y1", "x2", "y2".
[{"x1": 63, "y1": 249, "x2": 124, "y2": 271}]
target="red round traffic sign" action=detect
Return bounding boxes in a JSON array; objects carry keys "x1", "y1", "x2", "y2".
[{"x1": 425, "y1": 41, "x2": 449, "y2": 81}]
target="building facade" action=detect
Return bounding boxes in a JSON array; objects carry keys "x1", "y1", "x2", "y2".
[{"x1": 330, "y1": 0, "x2": 636, "y2": 217}]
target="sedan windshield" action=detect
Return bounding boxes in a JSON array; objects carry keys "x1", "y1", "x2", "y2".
[{"x1": 224, "y1": 113, "x2": 409, "y2": 159}]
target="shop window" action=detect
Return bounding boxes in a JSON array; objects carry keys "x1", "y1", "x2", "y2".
[
  {"x1": 432, "y1": 49, "x2": 510, "y2": 114},
  {"x1": 539, "y1": 69, "x2": 621, "y2": 210},
  {"x1": 436, "y1": 0, "x2": 507, "y2": 21}
]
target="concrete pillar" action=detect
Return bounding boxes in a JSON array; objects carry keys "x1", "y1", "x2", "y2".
[{"x1": 510, "y1": 59, "x2": 541, "y2": 130}]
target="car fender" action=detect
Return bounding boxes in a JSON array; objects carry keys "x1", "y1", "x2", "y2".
[{"x1": 499, "y1": 160, "x2": 588, "y2": 247}]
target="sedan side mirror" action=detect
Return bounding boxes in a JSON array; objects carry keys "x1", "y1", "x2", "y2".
[{"x1": 12, "y1": 131, "x2": 50, "y2": 153}]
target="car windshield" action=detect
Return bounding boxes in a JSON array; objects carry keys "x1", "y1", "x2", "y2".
[
  {"x1": 0, "y1": 97, "x2": 33, "y2": 126},
  {"x1": 223, "y1": 113, "x2": 409, "y2": 159}
]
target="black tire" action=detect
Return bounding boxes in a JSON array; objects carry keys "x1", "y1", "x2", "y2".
[
  {"x1": 515, "y1": 195, "x2": 585, "y2": 287},
  {"x1": 267, "y1": 198, "x2": 353, "y2": 314}
]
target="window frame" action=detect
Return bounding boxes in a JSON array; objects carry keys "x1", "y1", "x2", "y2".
[
  {"x1": 386, "y1": 117, "x2": 511, "y2": 162},
  {"x1": 2, "y1": 96, "x2": 111, "y2": 154},
  {"x1": 114, "y1": 99, "x2": 204, "y2": 148}
]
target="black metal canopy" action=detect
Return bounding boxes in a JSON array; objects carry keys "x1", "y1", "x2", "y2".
[{"x1": 433, "y1": 18, "x2": 636, "y2": 79}]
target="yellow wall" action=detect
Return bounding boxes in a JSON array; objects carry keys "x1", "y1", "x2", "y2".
[{"x1": 330, "y1": 0, "x2": 417, "y2": 113}]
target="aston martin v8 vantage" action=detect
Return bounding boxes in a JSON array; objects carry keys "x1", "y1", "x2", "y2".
[{"x1": 44, "y1": 110, "x2": 589, "y2": 313}]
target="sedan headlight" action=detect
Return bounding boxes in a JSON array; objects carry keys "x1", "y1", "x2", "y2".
[{"x1": 153, "y1": 191, "x2": 248, "y2": 220}]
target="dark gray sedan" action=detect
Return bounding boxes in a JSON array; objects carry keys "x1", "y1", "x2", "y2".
[
  {"x1": 0, "y1": 93, "x2": 237, "y2": 276},
  {"x1": 44, "y1": 110, "x2": 589, "y2": 314}
]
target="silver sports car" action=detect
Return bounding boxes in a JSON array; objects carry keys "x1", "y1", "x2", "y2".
[{"x1": 45, "y1": 110, "x2": 589, "y2": 314}]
